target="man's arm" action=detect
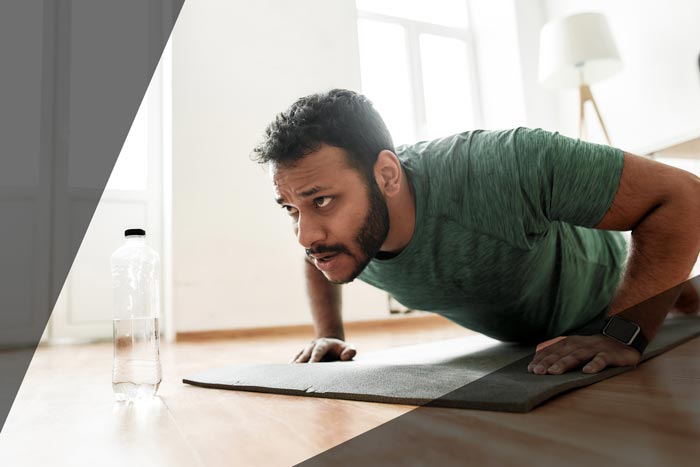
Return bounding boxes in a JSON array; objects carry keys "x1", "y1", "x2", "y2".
[
  {"x1": 596, "y1": 152, "x2": 700, "y2": 341},
  {"x1": 304, "y1": 256, "x2": 344, "y2": 339},
  {"x1": 290, "y1": 256, "x2": 357, "y2": 363},
  {"x1": 529, "y1": 152, "x2": 700, "y2": 375}
]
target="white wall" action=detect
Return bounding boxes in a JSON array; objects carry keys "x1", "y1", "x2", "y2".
[
  {"x1": 537, "y1": 0, "x2": 700, "y2": 152},
  {"x1": 171, "y1": 0, "x2": 700, "y2": 333},
  {"x1": 470, "y1": 0, "x2": 530, "y2": 130},
  {"x1": 511, "y1": 0, "x2": 561, "y2": 131},
  {"x1": 171, "y1": 0, "x2": 388, "y2": 332}
]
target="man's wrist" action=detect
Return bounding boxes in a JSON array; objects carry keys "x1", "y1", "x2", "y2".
[
  {"x1": 317, "y1": 334, "x2": 345, "y2": 341},
  {"x1": 315, "y1": 327, "x2": 345, "y2": 340},
  {"x1": 601, "y1": 315, "x2": 649, "y2": 355}
]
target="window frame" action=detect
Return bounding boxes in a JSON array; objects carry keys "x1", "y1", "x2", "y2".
[{"x1": 356, "y1": 2, "x2": 483, "y2": 142}]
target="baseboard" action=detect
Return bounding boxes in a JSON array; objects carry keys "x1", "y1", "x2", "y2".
[{"x1": 175, "y1": 313, "x2": 453, "y2": 342}]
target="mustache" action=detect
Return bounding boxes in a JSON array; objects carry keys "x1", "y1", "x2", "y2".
[{"x1": 305, "y1": 244, "x2": 351, "y2": 258}]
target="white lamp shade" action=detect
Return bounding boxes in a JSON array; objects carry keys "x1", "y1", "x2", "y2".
[{"x1": 538, "y1": 12, "x2": 623, "y2": 89}]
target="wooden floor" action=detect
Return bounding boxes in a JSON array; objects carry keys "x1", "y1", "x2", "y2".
[{"x1": 0, "y1": 315, "x2": 698, "y2": 466}]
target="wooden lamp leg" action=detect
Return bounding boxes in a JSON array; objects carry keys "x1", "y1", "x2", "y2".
[
  {"x1": 578, "y1": 84, "x2": 612, "y2": 145},
  {"x1": 579, "y1": 85, "x2": 587, "y2": 141}
]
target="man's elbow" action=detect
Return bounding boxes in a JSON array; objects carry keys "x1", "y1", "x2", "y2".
[
  {"x1": 649, "y1": 169, "x2": 700, "y2": 253},
  {"x1": 692, "y1": 175, "x2": 700, "y2": 244},
  {"x1": 680, "y1": 172, "x2": 700, "y2": 251},
  {"x1": 684, "y1": 171, "x2": 700, "y2": 217}
]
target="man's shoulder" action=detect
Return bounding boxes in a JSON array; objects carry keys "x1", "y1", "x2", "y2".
[
  {"x1": 394, "y1": 131, "x2": 476, "y2": 172},
  {"x1": 394, "y1": 128, "x2": 535, "y2": 180},
  {"x1": 392, "y1": 127, "x2": 560, "y2": 201},
  {"x1": 395, "y1": 127, "x2": 543, "y2": 162}
]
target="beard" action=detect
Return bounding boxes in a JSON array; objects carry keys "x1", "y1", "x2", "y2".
[
  {"x1": 342, "y1": 179, "x2": 391, "y2": 283},
  {"x1": 307, "y1": 179, "x2": 390, "y2": 284}
]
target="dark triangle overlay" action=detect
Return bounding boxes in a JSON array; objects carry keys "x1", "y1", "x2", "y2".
[
  {"x1": 298, "y1": 274, "x2": 700, "y2": 466},
  {"x1": 0, "y1": 0, "x2": 185, "y2": 433}
]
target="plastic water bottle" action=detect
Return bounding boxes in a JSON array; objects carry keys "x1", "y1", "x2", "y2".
[{"x1": 110, "y1": 228, "x2": 162, "y2": 401}]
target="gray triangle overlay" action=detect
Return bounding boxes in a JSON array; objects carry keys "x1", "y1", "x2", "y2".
[
  {"x1": 297, "y1": 275, "x2": 700, "y2": 466},
  {"x1": 0, "y1": 0, "x2": 185, "y2": 434}
]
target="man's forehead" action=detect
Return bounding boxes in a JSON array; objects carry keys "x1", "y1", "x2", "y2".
[
  {"x1": 269, "y1": 160, "x2": 328, "y2": 189},
  {"x1": 269, "y1": 145, "x2": 350, "y2": 174},
  {"x1": 269, "y1": 147, "x2": 354, "y2": 195}
]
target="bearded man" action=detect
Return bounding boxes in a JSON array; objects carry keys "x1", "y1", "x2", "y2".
[{"x1": 252, "y1": 89, "x2": 700, "y2": 376}]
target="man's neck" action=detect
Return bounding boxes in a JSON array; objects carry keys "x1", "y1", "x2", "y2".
[{"x1": 378, "y1": 166, "x2": 416, "y2": 255}]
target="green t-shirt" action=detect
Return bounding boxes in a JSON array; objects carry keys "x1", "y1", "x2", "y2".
[{"x1": 357, "y1": 127, "x2": 628, "y2": 343}]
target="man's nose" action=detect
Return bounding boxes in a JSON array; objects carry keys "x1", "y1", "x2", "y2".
[{"x1": 295, "y1": 213, "x2": 326, "y2": 249}]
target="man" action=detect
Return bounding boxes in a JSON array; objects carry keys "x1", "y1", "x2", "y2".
[{"x1": 252, "y1": 89, "x2": 700, "y2": 376}]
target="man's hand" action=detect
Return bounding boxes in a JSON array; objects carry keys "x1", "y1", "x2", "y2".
[
  {"x1": 527, "y1": 334, "x2": 641, "y2": 375},
  {"x1": 290, "y1": 337, "x2": 357, "y2": 363}
]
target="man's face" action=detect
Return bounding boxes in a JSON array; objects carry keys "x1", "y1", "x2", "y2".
[{"x1": 270, "y1": 144, "x2": 390, "y2": 284}]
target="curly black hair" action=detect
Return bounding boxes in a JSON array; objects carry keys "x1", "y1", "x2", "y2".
[{"x1": 251, "y1": 89, "x2": 395, "y2": 182}]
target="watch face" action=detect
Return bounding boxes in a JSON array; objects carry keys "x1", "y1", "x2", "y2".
[{"x1": 604, "y1": 317, "x2": 639, "y2": 343}]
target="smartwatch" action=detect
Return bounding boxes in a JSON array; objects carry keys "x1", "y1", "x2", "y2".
[{"x1": 601, "y1": 315, "x2": 648, "y2": 355}]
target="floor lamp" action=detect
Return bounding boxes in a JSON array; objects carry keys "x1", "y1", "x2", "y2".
[{"x1": 538, "y1": 12, "x2": 623, "y2": 145}]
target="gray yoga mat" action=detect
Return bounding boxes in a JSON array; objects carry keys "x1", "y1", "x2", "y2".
[{"x1": 183, "y1": 315, "x2": 700, "y2": 412}]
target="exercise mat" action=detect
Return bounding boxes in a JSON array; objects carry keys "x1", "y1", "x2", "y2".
[{"x1": 183, "y1": 315, "x2": 700, "y2": 412}]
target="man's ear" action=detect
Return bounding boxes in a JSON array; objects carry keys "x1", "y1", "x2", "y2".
[{"x1": 373, "y1": 150, "x2": 402, "y2": 197}]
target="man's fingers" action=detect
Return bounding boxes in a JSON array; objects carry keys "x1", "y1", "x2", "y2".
[
  {"x1": 340, "y1": 345, "x2": 356, "y2": 361},
  {"x1": 582, "y1": 352, "x2": 609, "y2": 373},
  {"x1": 546, "y1": 349, "x2": 594, "y2": 374},
  {"x1": 530, "y1": 352, "x2": 566, "y2": 374},
  {"x1": 309, "y1": 343, "x2": 328, "y2": 363},
  {"x1": 289, "y1": 348, "x2": 304, "y2": 364},
  {"x1": 292, "y1": 338, "x2": 357, "y2": 364},
  {"x1": 583, "y1": 347, "x2": 640, "y2": 373},
  {"x1": 528, "y1": 338, "x2": 574, "y2": 372},
  {"x1": 528, "y1": 352, "x2": 552, "y2": 372},
  {"x1": 529, "y1": 345, "x2": 570, "y2": 374},
  {"x1": 293, "y1": 341, "x2": 317, "y2": 363},
  {"x1": 529, "y1": 337, "x2": 589, "y2": 374}
]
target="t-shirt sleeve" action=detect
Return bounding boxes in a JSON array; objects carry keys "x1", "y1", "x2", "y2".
[{"x1": 512, "y1": 127, "x2": 624, "y2": 230}]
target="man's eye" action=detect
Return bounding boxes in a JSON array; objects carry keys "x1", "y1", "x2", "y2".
[
  {"x1": 314, "y1": 196, "x2": 333, "y2": 208},
  {"x1": 282, "y1": 205, "x2": 298, "y2": 215}
]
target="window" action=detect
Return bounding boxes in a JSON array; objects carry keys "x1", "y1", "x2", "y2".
[{"x1": 356, "y1": 0, "x2": 480, "y2": 145}]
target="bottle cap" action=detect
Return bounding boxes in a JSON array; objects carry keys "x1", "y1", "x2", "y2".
[{"x1": 124, "y1": 228, "x2": 146, "y2": 237}]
